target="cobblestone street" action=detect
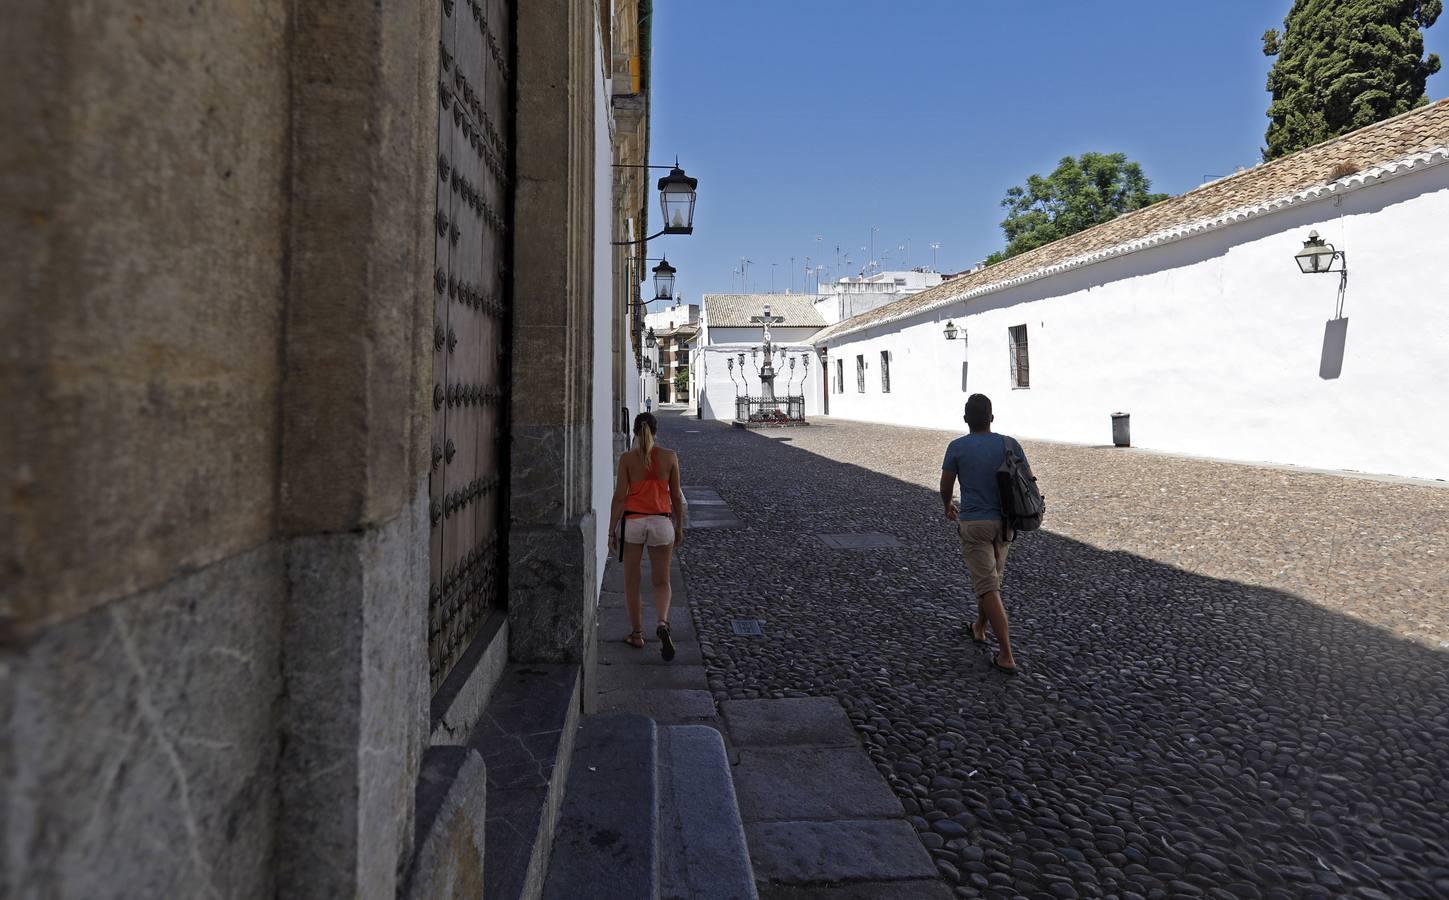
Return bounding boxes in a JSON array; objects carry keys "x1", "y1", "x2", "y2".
[{"x1": 665, "y1": 412, "x2": 1449, "y2": 900}]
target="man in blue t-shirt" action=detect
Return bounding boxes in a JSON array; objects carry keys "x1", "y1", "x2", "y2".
[{"x1": 939, "y1": 393, "x2": 1034, "y2": 674}]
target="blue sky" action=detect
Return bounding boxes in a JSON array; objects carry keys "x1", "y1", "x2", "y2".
[{"x1": 646, "y1": 0, "x2": 1447, "y2": 300}]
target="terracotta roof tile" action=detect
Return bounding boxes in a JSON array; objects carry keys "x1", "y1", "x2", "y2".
[{"x1": 702, "y1": 293, "x2": 827, "y2": 329}]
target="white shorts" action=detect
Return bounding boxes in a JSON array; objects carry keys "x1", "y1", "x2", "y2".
[{"x1": 623, "y1": 515, "x2": 675, "y2": 546}]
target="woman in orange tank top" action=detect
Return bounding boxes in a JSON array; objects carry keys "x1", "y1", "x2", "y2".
[{"x1": 608, "y1": 412, "x2": 686, "y2": 659}]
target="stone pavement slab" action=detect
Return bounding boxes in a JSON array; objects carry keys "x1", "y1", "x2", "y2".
[
  {"x1": 744, "y1": 820, "x2": 937, "y2": 883},
  {"x1": 683, "y1": 485, "x2": 745, "y2": 529},
  {"x1": 597, "y1": 603, "x2": 698, "y2": 642},
  {"x1": 722, "y1": 697, "x2": 859, "y2": 748},
  {"x1": 598, "y1": 631, "x2": 704, "y2": 667},
  {"x1": 757, "y1": 881, "x2": 954, "y2": 900},
  {"x1": 816, "y1": 533, "x2": 904, "y2": 550},
  {"x1": 541, "y1": 714, "x2": 658, "y2": 900},
  {"x1": 658, "y1": 725, "x2": 757, "y2": 900},
  {"x1": 596, "y1": 688, "x2": 717, "y2": 722},
  {"x1": 733, "y1": 747, "x2": 904, "y2": 821},
  {"x1": 597, "y1": 662, "x2": 709, "y2": 694}
]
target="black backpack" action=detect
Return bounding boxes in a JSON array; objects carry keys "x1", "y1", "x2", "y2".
[{"x1": 996, "y1": 436, "x2": 1044, "y2": 540}]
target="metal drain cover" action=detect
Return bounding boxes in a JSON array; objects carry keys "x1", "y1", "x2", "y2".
[{"x1": 731, "y1": 619, "x2": 765, "y2": 636}]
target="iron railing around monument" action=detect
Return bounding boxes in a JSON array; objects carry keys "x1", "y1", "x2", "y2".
[{"x1": 735, "y1": 396, "x2": 806, "y2": 424}]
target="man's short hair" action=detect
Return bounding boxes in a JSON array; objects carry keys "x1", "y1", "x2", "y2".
[{"x1": 964, "y1": 394, "x2": 992, "y2": 429}]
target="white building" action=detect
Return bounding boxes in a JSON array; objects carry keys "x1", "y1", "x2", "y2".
[
  {"x1": 814, "y1": 100, "x2": 1449, "y2": 481},
  {"x1": 693, "y1": 293, "x2": 827, "y2": 421},
  {"x1": 814, "y1": 268, "x2": 945, "y2": 325},
  {"x1": 644, "y1": 300, "x2": 700, "y2": 405}
]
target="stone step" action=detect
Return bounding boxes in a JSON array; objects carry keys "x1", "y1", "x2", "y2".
[
  {"x1": 542, "y1": 714, "x2": 661, "y2": 900},
  {"x1": 471, "y1": 664, "x2": 582, "y2": 900},
  {"x1": 657, "y1": 725, "x2": 757, "y2": 900}
]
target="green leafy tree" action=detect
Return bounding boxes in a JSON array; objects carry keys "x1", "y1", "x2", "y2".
[
  {"x1": 984, "y1": 152, "x2": 1168, "y2": 264},
  {"x1": 673, "y1": 367, "x2": 689, "y2": 395},
  {"x1": 1262, "y1": 0, "x2": 1441, "y2": 161}
]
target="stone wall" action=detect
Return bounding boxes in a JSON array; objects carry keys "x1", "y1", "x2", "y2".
[
  {"x1": 1, "y1": 1, "x2": 438, "y2": 897},
  {"x1": 1, "y1": 2, "x2": 290, "y2": 896}
]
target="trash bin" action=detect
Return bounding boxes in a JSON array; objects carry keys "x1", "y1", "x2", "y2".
[{"x1": 1111, "y1": 412, "x2": 1130, "y2": 447}]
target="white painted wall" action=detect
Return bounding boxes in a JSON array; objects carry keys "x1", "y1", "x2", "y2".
[
  {"x1": 818, "y1": 162, "x2": 1449, "y2": 480},
  {"x1": 590, "y1": 27, "x2": 614, "y2": 586},
  {"x1": 695, "y1": 343, "x2": 824, "y2": 422},
  {"x1": 645, "y1": 302, "x2": 699, "y2": 331},
  {"x1": 707, "y1": 325, "x2": 824, "y2": 345}
]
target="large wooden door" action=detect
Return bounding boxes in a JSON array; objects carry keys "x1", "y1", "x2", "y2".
[{"x1": 429, "y1": 0, "x2": 514, "y2": 692}]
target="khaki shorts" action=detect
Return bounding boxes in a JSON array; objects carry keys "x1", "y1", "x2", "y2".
[
  {"x1": 623, "y1": 515, "x2": 675, "y2": 546},
  {"x1": 958, "y1": 519, "x2": 1010, "y2": 597}
]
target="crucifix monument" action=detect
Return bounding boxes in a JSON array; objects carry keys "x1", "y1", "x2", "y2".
[{"x1": 750, "y1": 303, "x2": 785, "y2": 402}]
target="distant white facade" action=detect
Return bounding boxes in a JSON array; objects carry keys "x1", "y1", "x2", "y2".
[
  {"x1": 814, "y1": 268, "x2": 945, "y2": 325},
  {"x1": 693, "y1": 293, "x2": 826, "y2": 421},
  {"x1": 645, "y1": 300, "x2": 699, "y2": 333},
  {"x1": 816, "y1": 150, "x2": 1449, "y2": 481},
  {"x1": 643, "y1": 300, "x2": 699, "y2": 405}
]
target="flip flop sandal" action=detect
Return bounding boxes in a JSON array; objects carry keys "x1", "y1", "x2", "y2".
[
  {"x1": 970, "y1": 622, "x2": 988, "y2": 645},
  {"x1": 990, "y1": 654, "x2": 1018, "y2": 676},
  {"x1": 656, "y1": 623, "x2": 676, "y2": 662},
  {"x1": 623, "y1": 630, "x2": 645, "y2": 649}
]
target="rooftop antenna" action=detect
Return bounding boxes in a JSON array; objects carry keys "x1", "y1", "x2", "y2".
[{"x1": 930, "y1": 241, "x2": 941, "y2": 270}]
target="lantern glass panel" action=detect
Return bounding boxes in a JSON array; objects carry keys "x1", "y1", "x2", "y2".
[
  {"x1": 652, "y1": 261, "x2": 676, "y2": 299},
  {"x1": 657, "y1": 167, "x2": 698, "y2": 233}
]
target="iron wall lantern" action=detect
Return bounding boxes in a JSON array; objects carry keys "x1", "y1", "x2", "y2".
[
  {"x1": 652, "y1": 259, "x2": 677, "y2": 300},
  {"x1": 646, "y1": 327, "x2": 658, "y2": 349},
  {"x1": 659, "y1": 166, "x2": 698, "y2": 235},
  {"x1": 943, "y1": 320, "x2": 959, "y2": 340},
  {"x1": 1295, "y1": 231, "x2": 1346, "y2": 274}
]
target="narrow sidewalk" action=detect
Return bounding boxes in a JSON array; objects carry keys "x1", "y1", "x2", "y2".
[{"x1": 594, "y1": 533, "x2": 949, "y2": 899}]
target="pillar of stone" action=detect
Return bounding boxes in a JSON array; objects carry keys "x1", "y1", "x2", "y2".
[
  {"x1": 272, "y1": 3, "x2": 439, "y2": 898},
  {"x1": 509, "y1": 0, "x2": 599, "y2": 663}
]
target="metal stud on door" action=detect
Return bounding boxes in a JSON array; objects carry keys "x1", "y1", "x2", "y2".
[{"x1": 429, "y1": 0, "x2": 514, "y2": 692}]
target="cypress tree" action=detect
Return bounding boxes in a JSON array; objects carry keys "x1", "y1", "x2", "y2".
[{"x1": 1263, "y1": 0, "x2": 1442, "y2": 161}]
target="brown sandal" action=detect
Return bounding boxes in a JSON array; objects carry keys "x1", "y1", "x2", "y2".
[{"x1": 623, "y1": 630, "x2": 645, "y2": 649}]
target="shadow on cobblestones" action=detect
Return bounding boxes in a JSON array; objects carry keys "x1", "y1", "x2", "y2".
[{"x1": 666, "y1": 415, "x2": 1449, "y2": 900}]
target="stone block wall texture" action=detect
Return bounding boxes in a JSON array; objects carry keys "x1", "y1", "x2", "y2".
[
  {"x1": 280, "y1": 0, "x2": 439, "y2": 536},
  {"x1": 1, "y1": 0, "x2": 290, "y2": 634},
  {"x1": 1, "y1": 0, "x2": 442, "y2": 897},
  {"x1": 1, "y1": 2, "x2": 291, "y2": 897},
  {"x1": 278, "y1": 481, "x2": 430, "y2": 900},
  {"x1": 1, "y1": 545, "x2": 284, "y2": 899}
]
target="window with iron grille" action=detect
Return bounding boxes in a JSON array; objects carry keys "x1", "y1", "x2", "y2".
[
  {"x1": 1008, "y1": 324, "x2": 1030, "y2": 389},
  {"x1": 880, "y1": 350, "x2": 891, "y2": 393},
  {"x1": 856, "y1": 355, "x2": 866, "y2": 393},
  {"x1": 836, "y1": 358, "x2": 844, "y2": 393}
]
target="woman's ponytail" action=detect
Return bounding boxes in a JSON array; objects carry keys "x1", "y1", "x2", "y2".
[{"x1": 633, "y1": 412, "x2": 658, "y2": 463}]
